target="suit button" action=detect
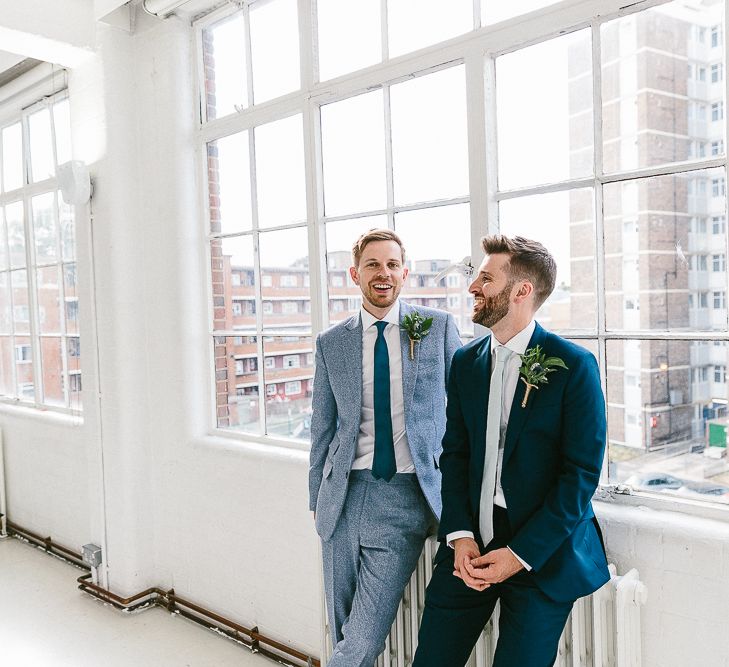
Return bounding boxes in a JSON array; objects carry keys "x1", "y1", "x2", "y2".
[{"x1": 345, "y1": 472, "x2": 349, "y2": 478}]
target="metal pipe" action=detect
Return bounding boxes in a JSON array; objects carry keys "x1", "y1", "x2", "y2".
[{"x1": 7, "y1": 521, "x2": 89, "y2": 569}]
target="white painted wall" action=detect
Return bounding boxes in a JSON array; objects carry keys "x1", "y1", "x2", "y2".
[{"x1": 0, "y1": 4, "x2": 727, "y2": 665}]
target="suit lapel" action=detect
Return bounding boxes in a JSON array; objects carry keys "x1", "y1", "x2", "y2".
[
  {"x1": 503, "y1": 322, "x2": 546, "y2": 468},
  {"x1": 472, "y1": 335, "x2": 492, "y2": 471},
  {"x1": 343, "y1": 314, "x2": 363, "y2": 418},
  {"x1": 399, "y1": 301, "x2": 417, "y2": 416}
]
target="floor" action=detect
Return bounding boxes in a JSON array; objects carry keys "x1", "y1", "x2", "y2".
[{"x1": 0, "y1": 536, "x2": 278, "y2": 667}]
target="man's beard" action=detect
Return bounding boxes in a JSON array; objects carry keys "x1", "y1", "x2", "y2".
[
  {"x1": 362, "y1": 281, "x2": 401, "y2": 310},
  {"x1": 472, "y1": 282, "x2": 512, "y2": 328}
]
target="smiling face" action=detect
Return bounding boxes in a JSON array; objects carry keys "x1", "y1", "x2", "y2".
[
  {"x1": 350, "y1": 240, "x2": 408, "y2": 318},
  {"x1": 469, "y1": 253, "x2": 517, "y2": 329}
]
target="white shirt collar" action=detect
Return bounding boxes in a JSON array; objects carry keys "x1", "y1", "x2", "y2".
[
  {"x1": 490, "y1": 320, "x2": 536, "y2": 357},
  {"x1": 360, "y1": 299, "x2": 401, "y2": 330}
]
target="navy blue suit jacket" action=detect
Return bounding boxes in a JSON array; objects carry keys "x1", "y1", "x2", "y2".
[{"x1": 438, "y1": 322, "x2": 610, "y2": 602}]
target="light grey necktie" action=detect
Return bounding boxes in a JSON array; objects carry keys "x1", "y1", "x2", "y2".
[{"x1": 479, "y1": 345, "x2": 512, "y2": 546}]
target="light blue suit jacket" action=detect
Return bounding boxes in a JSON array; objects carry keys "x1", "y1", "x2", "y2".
[{"x1": 309, "y1": 302, "x2": 461, "y2": 541}]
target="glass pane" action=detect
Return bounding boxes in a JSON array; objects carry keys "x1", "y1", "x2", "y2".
[
  {"x1": 565, "y1": 337, "x2": 599, "y2": 361},
  {"x1": 607, "y1": 338, "x2": 729, "y2": 505},
  {"x1": 41, "y1": 336, "x2": 64, "y2": 406},
  {"x1": 388, "y1": 0, "x2": 472, "y2": 59},
  {"x1": 202, "y1": 11, "x2": 248, "y2": 120},
  {"x1": 395, "y1": 203, "x2": 473, "y2": 338},
  {"x1": 14, "y1": 335, "x2": 34, "y2": 399},
  {"x1": 0, "y1": 208, "x2": 7, "y2": 270},
  {"x1": 32, "y1": 191, "x2": 58, "y2": 264},
  {"x1": 53, "y1": 99, "x2": 72, "y2": 165},
  {"x1": 29, "y1": 108, "x2": 55, "y2": 182},
  {"x1": 2, "y1": 123, "x2": 23, "y2": 192},
  {"x1": 321, "y1": 90, "x2": 387, "y2": 217},
  {"x1": 483, "y1": 0, "x2": 560, "y2": 25},
  {"x1": 499, "y1": 188, "x2": 596, "y2": 330},
  {"x1": 263, "y1": 335, "x2": 313, "y2": 441},
  {"x1": 6, "y1": 201, "x2": 25, "y2": 269},
  {"x1": 250, "y1": 0, "x2": 300, "y2": 104},
  {"x1": 0, "y1": 336, "x2": 12, "y2": 395},
  {"x1": 12, "y1": 271, "x2": 29, "y2": 334},
  {"x1": 215, "y1": 334, "x2": 261, "y2": 434},
  {"x1": 208, "y1": 132, "x2": 252, "y2": 234},
  {"x1": 59, "y1": 194, "x2": 75, "y2": 261},
  {"x1": 212, "y1": 236, "x2": 255, "y2": 331},
  {"x1": 602, "y1": 1, "x2": 726, "y2": 173},
  {"x1": 66, "y1": 336, "x2": 81, "y2": 372},
  {"x1": 64, "y1": 263, "x2": 79, "y2": 335},
  {"x1": 325, "y1": 216, "x2": 388, "y2": 324},
  {"x1": 391, "y1": 65, "x2": 468, "y2": 205},
  {"x1": 260, "y1": 226, "x2": 311, "y2": 331},
  {"x1": 0, "y1": 274, "x2": 10, "y2": 333},
  {"x1": 317, "y1": 0, "x2": 381, "y2": 81},
  {"x1": 254, "y1": 115, "x2": 306, "y2": 227},
  {"x1": 604, "y1": 170, "x2": 727, "y2": 332},
  {"x1": 37, "y1": 266, "x2": 61, "y2": 334},
  {"x1": 497, "y1": 29, "x2": 593, "y2": 190}
]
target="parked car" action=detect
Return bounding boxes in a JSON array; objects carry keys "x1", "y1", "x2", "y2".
[
  {"x1": 623, "y1": 472, "x2": 685, "y2": 491},
  {"x1": 672, "y1": 482, "x2": 729, "y2": 503}
]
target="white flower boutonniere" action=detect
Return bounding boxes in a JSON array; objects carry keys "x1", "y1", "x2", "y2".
[
  {"x1": 518, "y1": 345, "x2": 568, "y2": 408},
  {"x1": 400, "y1": 311, "x2": 433, "y2": 360}
]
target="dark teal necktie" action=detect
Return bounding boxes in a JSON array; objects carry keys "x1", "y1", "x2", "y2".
[{"x1": 372, "y1": 320, "x2": 396, "y2": 481}]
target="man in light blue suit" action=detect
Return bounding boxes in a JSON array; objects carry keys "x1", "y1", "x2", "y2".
[
  {"x1": 310, "y1": 229, "x2": 461, "y2": 666},
  {"x1": 414, "y1": 235, "x2": 609, "y2": 667}
]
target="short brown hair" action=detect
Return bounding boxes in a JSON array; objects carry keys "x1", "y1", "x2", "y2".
[
  {"x1": 352, "y1": 228, "x2": 406, "y2": 267},
  {"x1": 481, "y1": 235, "x2": 556, "y2": 308}
]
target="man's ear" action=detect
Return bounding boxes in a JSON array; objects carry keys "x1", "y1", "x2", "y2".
[
  {"x1": 513, "y1": 280, "x2": 534, "y2": 303},
  {"x1": 349, "y1": 265, "x2": 361, "y2": 285}
]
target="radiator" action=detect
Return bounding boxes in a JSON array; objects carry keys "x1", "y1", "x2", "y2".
[{"x1": 322, "y1": 539, "x2": 647, "y2": 667}]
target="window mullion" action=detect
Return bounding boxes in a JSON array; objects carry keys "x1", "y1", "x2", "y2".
[
  {"x1": 243, "y1": 2, "x2": 255, "y2": 109},
  {"x1": 383, "y1": 84, "x2": 394, "y2": 230},
  {"x1": 23, "y1": 195, "x2": 42, "y2": 407},
  {"x1": 380, "y1": 0, "x2": 389, "y2": 63}
]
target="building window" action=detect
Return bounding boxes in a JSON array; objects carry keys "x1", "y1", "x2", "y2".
[
  {"x1": 231, "y1": 272, "x2": 241, "y2": 286},
  {"x1": 712, "y1": 178, "x2": 725, "y2": 197},
  {"x1": 330, "y1": 275, "x2": 344, "y2": 287},
  {"x1": 235, "y1": 359, "x2": 244, "y2": 375},
  {"x1": 712, "y1": 216, "x2": 726, "y2": 234},
  {"x1": 264, "y1": 356, "x2": 275, "y2": 370},
  {"x1": 711, "y1": 25, "x2": 721, "y2": 48},
  {"x1": 711, "y1": 140, "x2": 724, "y2": 156},
  {"x1": 712, "y1": 254, "x2": 726, "y2": 272},
  {"x1": 266, "y1": 384, "x2": 277, "y2": 397},
  {"x1": 282, "y1": 301, "x2": 298, "y2": 314},
  {"x1": 715, "y1": 365, "x2": 727, "y2": 383},
  {"x1": 711, "y1": 63, "x2": 723, "y2": 83},
  {"x1": 713, "y1": 291, "x2": 726, "y2": 309},
  {"x1": 699, "y1": 292, "x2": 709, "y2": 308},
  {"x1": 232, "y1": 302, "x2": 242, "y2": 316},
  {"x1": 280, "y1": 274, "x2": 297, "y2": 287},
  {"x1": 261, "y1": 275, "x2": 273, "y2": 287},
  {"x1": 283, "y1": 354, "x2": 300, "y2": 368},
  {"x1": 712, "y1": 102, "x2": 724, "y2": 122},
  {"x1": 263, "y1": 301, "x2": 273, "y2": 314},
  {"x1": 0, "y1": 92, "x2": 80, "y2": 411},
  {"x1": 285, "y1": 380, "x2": 301, "y2": 395},
  {"x1": 698, "y1": 66, "x2": 706, "y2": 82}
]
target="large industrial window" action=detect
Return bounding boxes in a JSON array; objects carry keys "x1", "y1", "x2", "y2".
[
  {"x1": 0, "y1": 92, "x2": 80, "y2": 412},
  {"x1": 196, "y1": 0, "x2": 729, "y2": 508}
]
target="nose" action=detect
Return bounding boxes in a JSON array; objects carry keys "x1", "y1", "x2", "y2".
[{"x1": 468, "y1": 277, "x2": 480, "y2": 295}]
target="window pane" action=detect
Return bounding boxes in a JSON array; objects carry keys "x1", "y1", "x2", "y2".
[
  {"x1": 388, "y1": 0, "x2": 472, "y2": 59},
  {"x1": 483, "y1": 0, "x2": 560, "y2": 26},
  {"x1": 391, "y1": 66, "x2": 468, "y2": 205},
  {"x1": 29, "y1": 108, "x2": 54, "y2": 182},
  {"x1": 260, "y1": 226, "x2": 310, "y2": 331},
  {"x1": 6, "y1": 201, "x2": 25, "y2": 269},
  {"x1": 565, "y1": 338, "x2": 599, "y2": 361},
  {"x1": 604, "y1": 170, "x2": 727, "y2": 332},
  {"x1": 497, "y1": 29, "x2": 593, "y2": 190},
  {"x1": 395, "y1": 203, "x2": 473, "y2": 338},
  {"x1": 255, "y1": 115, "x2": 306, "y2": 227},
  {"x1": 2, "y1": 123, "x2": 23, "y2": 192},
  {"x1": 32, "y1": 192, "x2": 58, "y2": 264},
  {"x1": 59, "y1": 194, "x2": 75, "y2": 261},
  {"x1": 0, "y1": 208, "x2": 7, "y2": 270},
  {"x1": 264, "y1": 335, "x2": 312, "y2": 441},
  {"x1": 208, "y1": 132, "x2": 252, "y2": 234},
  {"x1": 250, "y1": 0, "x2": 300, "y2": 104},
  {"x1": 317, "y1": 0, "x2": 381, "y2": 81},
  {"x1": 64, "y1": 263, "x2": 79, "y2": 335},
  {"x1": 37, "y1": 266, "x2": 61, "y2": 334},
  {"x1": 215, "y1": 334, "x2": 261, "y2": 433},
  {"x1": 12, "y1": 271, "x2": 29, "y2": 334},
  {"x1": 40, "y1": 336, "x2": 64, "y2": 406},
  {"x1": 601, "y1": 1, "x2": 725, "y2": 173},
  {"x1": 325, "y1": 216, "x2": 388, "y2": 323},
  {"x1": 213, "y1": 236, "x2": 255, "y2": 331},
  {"x1": 499, "y1": 189, "x2": 596, "y2": 330},
  {"x1": 53, "y1": 99, "x2": 72, "y2": 165},
  {"x1": 607, "y1": 339, "x2": 729, "y2": 505},
  {"x1": 0, "y1": 336, "x2": 13, "y2": 395},
  {"x1": 0, "y1": 274, "x2": 10, "y2": 333},
  {"x1": 321, "y1": 90, "x2": 387, "y2": 217},
  {"x1": 202, "y1": 11, "x2": 248, "y2": 120},
  {"x1": 15, "y1": 335, "x2": 34, "y2": 399}
]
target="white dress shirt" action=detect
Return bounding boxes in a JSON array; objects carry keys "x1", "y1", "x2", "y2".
[
  {"x1": 447, "y1": 320, "x2": 536, "y2": 570},
  {"x1": 352, "y1": 300, "x2": 415, "y2": 473}
]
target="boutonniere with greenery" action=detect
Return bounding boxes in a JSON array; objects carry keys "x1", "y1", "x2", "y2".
[
  {"x1": 518, "y1": 345, "x2": 568, "y2": 408},
  {"x1": 400, "y1": 311, "x2": 433, "y2": 360}
]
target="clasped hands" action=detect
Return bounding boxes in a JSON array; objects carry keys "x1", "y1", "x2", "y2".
[{"x1": 452, "y1": 537, "x2": 523, "y2": 591}]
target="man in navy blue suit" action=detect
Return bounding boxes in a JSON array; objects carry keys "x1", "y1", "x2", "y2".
[{"x1": 413, "y1": 235, "x2": 609, "y2": 667}]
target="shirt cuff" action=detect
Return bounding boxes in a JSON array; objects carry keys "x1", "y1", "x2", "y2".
[
  {"x1": 446, "y1": 531, "x2": 475, "y2": 548},
  {"x1": 508, "y1": 546, "x2": 532, "y2": 571}
]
